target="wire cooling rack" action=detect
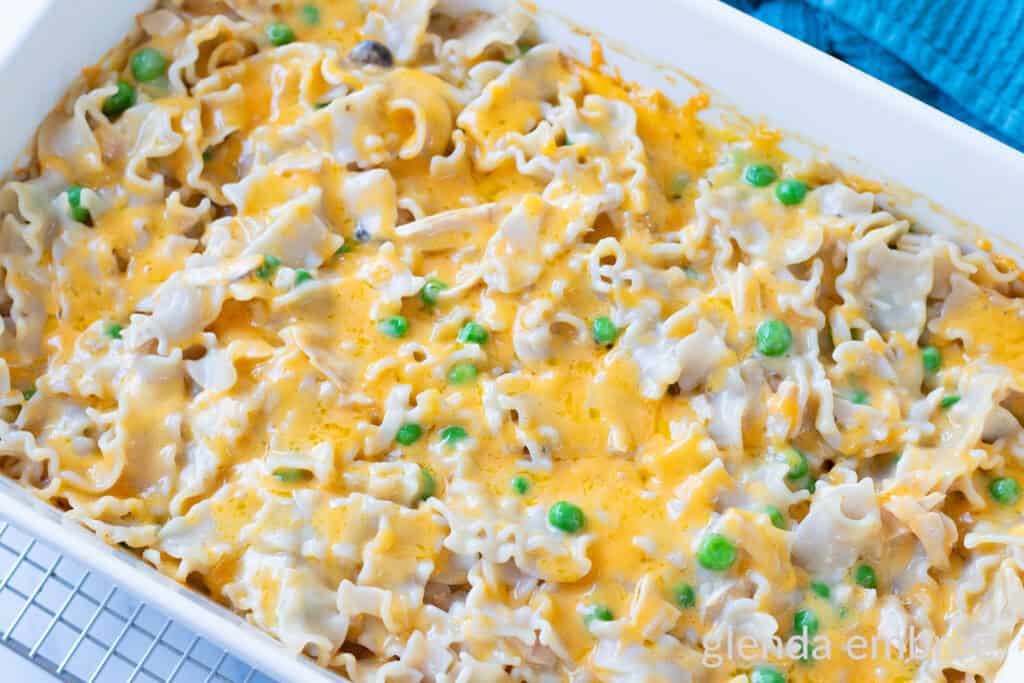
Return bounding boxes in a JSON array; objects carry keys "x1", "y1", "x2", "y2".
[{"x1": 0, "y1": 516, "x2": 275, "y2": 683}]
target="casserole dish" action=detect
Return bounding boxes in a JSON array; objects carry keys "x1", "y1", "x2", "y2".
[{"x1": 1, "y1": 1, "x2": 1023, "y2": 682}]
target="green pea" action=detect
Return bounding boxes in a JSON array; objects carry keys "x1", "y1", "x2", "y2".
[
  {"x1": 591, "y1": 605, "x2": 613, "y2": 621},
  {"x1": 989, "y1": 477, "x2": 1021, "y2": 505},
  {"x1": 439, "y1": 425, "x2": 467, "y2": 446},
  {"x1": 130, "y1": 48, "x2": 168, "y2": 82},
  {"x1": 743, "y1": 163, "x2": 777, "y2": 187},
  {"x1": 102, "y1": 80, "x2": 137, "y2": 119},
  {"x1": 273, "y1": 467, "x2": 312, "y2": 483},
  {"x1": 591, "y1": 316, "x2": 619, "y2": 345},
  {"x1": 395, "y1": 423, "x2": 422, "y2": 446},
  {"x1": 756, "y1": 319, "x2": 792, "y2": 356},
  {"x1": 71, "y1": 206, "x2": 91, "y2": 224},
  {"x1": 548, "y1": 501, "x2": 585, "y2": 533},
  {"x1": 294, "y1": 269, "x2": 312, "y2": 286},
  {"x1": 780, "y1": 445, "x2": 809, "y2": 480},
  {"x1": 256, "y1": 254, "x2": 281, "y2": 281},
  {"x1": 511, "y1": 475, "x2": 530, "y2": 495},
  {"x1": 751, "y1": 666, "x2": 786, "y2": 683},
  {"x1": 669, "y1": 172, "x2": 690, "y2": 199},
  {"x1": 379, "y1": 315, "x2": 409, "y2": 338},
  {"x1": 65, "y1": 186, "x2": 92, "y2": 224},
  {"x1": 922, "y1": 345, "x2": 941, "y2": 373},
  {"x1": 854, "y1": 564, "x2": 877, "y2": 589},
  {"x1": 457, "y1": 321, "x2": 489, "y2": 345},
  {"x1": 418, "y1": 466, "x2": 436, "y2": 500},
  {"x1": 810, "y1": 581, "x2": 830, "y2": 599},
  {"x1": 764, "y1": 506, "x2": 786, "y2": 529},
  {"x1": 850, "y1": 389, "x2": 869, "y2": 405},
  {"x1": 299, "y1": 3, "x2": 320, "y2": 25},
  {"x1": 66, "y1": 185, "x2": 84, "y2": 206},
  {"x1": 447, "y1": 363, "x2": 478, "y2": 385},
  {"x1": 105, "y1": 323, "x2": 124, "y2": 340},
  {"x1": 23, "y1": 387, "x2": 36, "y2": 401},
  {"x1": 775, "y1": 178, "x2": 808, "y2": 205},
  {"x1": 673, "y1": 583, "x2": 696, "y2": 609},
  {"x1": 697, "y1": 533, "x2": 737, "y2": 571},
  {"x1": 793, "y1": 608, "x2": 819, "y2": 638},
  {"x1": 266, "y1": 22, "x2": 296, "y2": 46},
  {"x1": 419, "y1": 278, "x2": 448, "y2": 306},
  {"x1": 940, "y1": 394, "x2": 960, "y2": 409}
]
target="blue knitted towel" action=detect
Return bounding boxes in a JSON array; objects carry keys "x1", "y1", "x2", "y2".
[{"x1": 724, "y1": 0, "x2": 1024, "y2": 150}]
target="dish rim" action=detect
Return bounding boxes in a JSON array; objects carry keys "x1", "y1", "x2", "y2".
[{"x1": 0, "y1": 1, "x2": 1022, "y2": 681}]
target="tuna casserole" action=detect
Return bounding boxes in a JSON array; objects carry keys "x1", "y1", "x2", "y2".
[{"x1": 2, "y1": 1, "x2": 1024, "y2": 681}]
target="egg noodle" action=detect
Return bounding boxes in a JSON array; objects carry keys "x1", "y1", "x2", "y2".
[{"x1": 2, "y1": 1, "x2": 1024, "y2": 681}]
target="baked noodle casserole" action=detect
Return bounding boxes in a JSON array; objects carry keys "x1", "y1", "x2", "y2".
[{"x1": 2, "y1": 1, "x2": 1024, "y2": 681}]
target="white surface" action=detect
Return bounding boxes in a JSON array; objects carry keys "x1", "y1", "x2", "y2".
[
  {"x1": 0, "y1": 0, "x2": 152, "y2": 170},
  {"x1": 0, "y1": 1, "x2": 1023, "y2": 682},
  {"x1": 0, "y1": 648, "x2": 56, "y2": 681}
]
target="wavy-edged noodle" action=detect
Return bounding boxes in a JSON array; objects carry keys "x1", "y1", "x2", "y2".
[
  {"x1": 397, "y1": 202, "x2": 502, "y2": 252},
  {"x1": 36, "y1": 88, "x2": 108, "y2": 180},
  {"x1": 883, "y1": 493, "x2": 957, "y2": 570},
  {"x1": 167, "y1": 15, "x2": 256, "y2": 91},
  {"x1": 709, "y1": 180, "x2": 825, "y2": 267},
  {"x1": 362, "y1": 383, "x2": 413, "y2": 455},
  {"x1": 480, "y1": 372, "x2": 561, "y2": 465},
  {"x1": 586, "y1": 235, "x2": 627, "y2": 294},
  {"x1": 343, "y1": 461, "x2": 422, "y2": 504},
  {"x1": 552, "y1": 93, "x2": 650, "y2": 214},
  {"x1": 120, "y1": 101, "x2": 193, "y2": 202},
  {"x1": 437, "y1": 4, "x2": 531, "y2": 64},
  {"x1": 285, "y1": 324, "x2": 355, "y2": 391},
  {"x1": 241, "y1": 188, "x2": 342, "y2": 267},
  {"x1": 0, "y1": 259, "x2": 48, "y2": 365},
  {"x1": 617, "y1": 308, "x2": 729, "y2": 399},
  {"x1": 438, "y1": 478, "x2": 594, "y2": 584},
  {"x1": 511, "y1": 298, "x2": 559, "y2": 364},
  {"x1": 692, "y1": 360, "x2": 767, "y2": 452},
  {"x1": 342, "y1": 169, "x2": 397, "y2": 241},
  {"x1": 360, "y1": 0, "x2": 436, "y2": 64},
  {"x1": 926, "y1": 560, "x2": 1024, "y2": 680},
  {"x1": 590, "y1": 638, "x2": 702, "y2": 682},
  {"x1": 456, "y1": 45, "x2": 571, "y2": 176},
  {"x1": 792, "y1": 477, "x2": 881, "y2": 577},
  {"x1": 356, "y1": 241, "x2": 425, "y2": 318},
  {"x1": 428, "y1": 127, "x2": 471, "y2": 182},
  {"x1": 381, "y1": 69, "x2": 459, "y2": 158},
  {"x1": 836, "y1": 220, "x2": 934, "y2": 342},
  {"x1": 816, "y1": 182, "x2": 876, "y2": 219},
  {"x1": 482, "y1": 195, "x2": 565, "y2": 293},
  {"x1": 7, "y1": 1, "x2": 1024, "y2": 681}
]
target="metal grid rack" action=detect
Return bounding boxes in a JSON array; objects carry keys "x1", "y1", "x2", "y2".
[{"x1": 0, "y1": 516, "x2": 275, "y2": 683}]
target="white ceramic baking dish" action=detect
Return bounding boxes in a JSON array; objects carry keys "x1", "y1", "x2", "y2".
[{"x1": 2, "y1": 1, "x2": 1023, "y2": 682}]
